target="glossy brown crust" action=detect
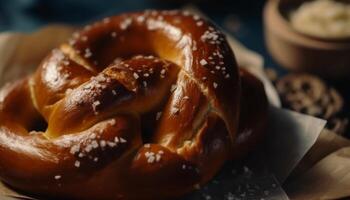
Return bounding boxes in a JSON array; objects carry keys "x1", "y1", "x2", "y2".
[
  {"x1": 0, "y1": 10, "x2": 267, "y2": 200},
  {"x1": 231, "y1": 69, "x2": 268, "y2": 160}
]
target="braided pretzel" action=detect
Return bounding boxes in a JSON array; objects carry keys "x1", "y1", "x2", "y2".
[{"x1": 0, "y1": 10, "x2": 267, "y2": 200}]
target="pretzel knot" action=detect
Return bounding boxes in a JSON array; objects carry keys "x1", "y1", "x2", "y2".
[{"x1": 0, "y1": 10, "x2": 267, "y2": 200}]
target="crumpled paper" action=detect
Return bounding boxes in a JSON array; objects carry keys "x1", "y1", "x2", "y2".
[{"x1": 0, "y1": 20, "x2": 326, "y2": 200}]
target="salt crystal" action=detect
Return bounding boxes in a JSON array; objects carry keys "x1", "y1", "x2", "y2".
[
  {"x1": 74, "y1": 161, "x2": 80, "y2": 168},
  {"x1": 200, "y1": 59, "x2": 208, "y2": 66},
  {"x1": 156, "y1": 112, "x2": 162, "y2": 120},
  {"x1": 133, "y1": 72, "x2": 139, "y2": 79}
]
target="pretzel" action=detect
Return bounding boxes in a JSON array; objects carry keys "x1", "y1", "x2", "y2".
[{"x1": 0, "y1": 10, "x2": 267, "y2": 200}]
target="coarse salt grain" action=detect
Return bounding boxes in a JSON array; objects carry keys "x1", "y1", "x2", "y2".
[
  {"x1": 84, "y1": 48, "x2": 92, "y2": 58},
  {"x1": 92, "y1": 101, "x2": 101, "y2": 112},
  {"x1": 243, "y1": 166, "x2": 250, "y2": 173},
  {"x1": 137, "y1": 16, "x2": 145, "y2": 23},
  {"x1": 145, "y1": 152, "x2": 154, "y2": 157},
  {"x1": 156, "y1": 112, "x2": 162, "y2": 120},
  {"x1": 120, "y1": 18, "x2": 132, "y2": 30},
  {"x1": 197, "y1": 21, "x2": 203, "y2": 26},
  {"x1": 182, "y1": 11, "x2": 190, "y2": 16},
  {"x1": 63, "y1": 60, "x2": 70, "y2": 66},
  {"x1": 92, "y1": 140, "x2": 99, "y2": 148},
  {"x1": 74, "y1": 161, "x2": 80, "y2": 168},
  {"x1": 200, "y1": 59, "x2": 208, "y2": 66},
  {"x1": 147, "y1": 155, "x2": 155, "y2": 163},
  {"x1": 107, "y1": 141, "x2": 116, "y2": 147},
  {"x1": 133, "y1": 72, "x2": 139, "y2": 79},
  {"x1": 54, "y1": 175, "x2": 61, "y2": 180},
  {"x1": 100, "y1": 140, "x2": 106, "y2": 147},
  {"x1": 226, "y1": 193, "x2": 234, "y2": 200},
  {"x1": 70, "y1": 144, "x2": 80, "y2": 155},
  {"x1": 155, "y1": 154, "x2": 161, "y2": 162},
  {"x1": 84, "y1": 145, "x2": 92, "y2": 153}
]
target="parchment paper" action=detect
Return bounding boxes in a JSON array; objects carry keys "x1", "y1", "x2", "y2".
[
  {"x1": 285, "y1": 129, "x2": 350, "y2": 200},
  {"x1": 0, "y1": 18, "x2": 328, "y2": 200}
]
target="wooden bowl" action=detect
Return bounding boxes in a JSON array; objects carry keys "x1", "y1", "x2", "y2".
[{"x1": 263, "y1": 0, "x2": 350, "y2": 79}]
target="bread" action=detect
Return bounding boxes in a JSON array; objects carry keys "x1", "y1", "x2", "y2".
[{"x1": 0, "y1": 10, "x2": 267, "y2": 200}]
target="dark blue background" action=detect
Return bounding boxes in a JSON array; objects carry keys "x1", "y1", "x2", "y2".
[{"x1": 0, "y1": 0, "x2": 281, "y2": 71}]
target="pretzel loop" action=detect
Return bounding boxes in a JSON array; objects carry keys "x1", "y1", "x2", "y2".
[{"x1": 0, "y1": 10, "x2": 267, "y2": 200}]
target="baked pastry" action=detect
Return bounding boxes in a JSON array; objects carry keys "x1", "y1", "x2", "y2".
[
  {"x1": 0, "y1": 10, "x2": 267, "y2": 200},
  {"x1": 276, "y1": 73, "x2": 347, "y2": 135}
]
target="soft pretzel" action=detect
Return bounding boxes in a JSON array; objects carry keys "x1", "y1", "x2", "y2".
[{"x1": 0, "y1": 10, "x2": 267, "y2": 200}]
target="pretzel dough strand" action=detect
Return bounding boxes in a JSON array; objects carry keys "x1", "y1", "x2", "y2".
[{"x1": 0, "y1": 10, "x2": 267, "y2": 200}]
